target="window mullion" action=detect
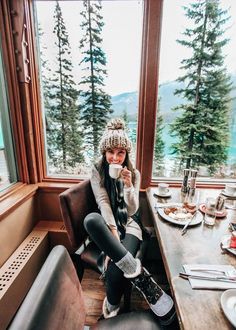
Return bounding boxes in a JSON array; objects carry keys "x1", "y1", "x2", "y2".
[{"x1": 136, "y1": 0, "x2": 163, "y2": 189}]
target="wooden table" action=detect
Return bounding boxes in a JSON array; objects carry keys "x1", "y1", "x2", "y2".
[{"x1": 146, "y1": 187, "x2": 236, "y2": 330}]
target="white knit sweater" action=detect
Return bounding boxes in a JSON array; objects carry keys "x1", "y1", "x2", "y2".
[{"x1": 90, "y1": 165, "x2": 142, "y2": 241}]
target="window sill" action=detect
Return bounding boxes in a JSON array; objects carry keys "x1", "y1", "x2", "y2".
[
  {"x1": 151, "y1": 179, "x2": 226, "y2": 189},
  {"x1": 38, "y1": 181, "x2": 77, "y2": 193},
  {"x1": 0, "y1": 183, "x2": 38, "y2": 221}
]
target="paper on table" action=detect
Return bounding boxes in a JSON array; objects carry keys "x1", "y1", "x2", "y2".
[{"x1": 183, "y1": 264, "x2": 236, "y2": 290}]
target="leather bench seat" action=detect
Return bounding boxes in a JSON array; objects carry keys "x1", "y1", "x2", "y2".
[{"x1": 9, "y1": 245, "x2": 161, "y2": 330}]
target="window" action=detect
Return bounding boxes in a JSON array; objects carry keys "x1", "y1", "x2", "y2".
[
  {"x1": 34, "y1": 0, "x2": 143, "y2": 178},
  {"x1": 0, "y1": 38, "x2": 18, "y2": 191},
  {"x1": 153, "y1": 0, "x2": 236, "y2": 182}
]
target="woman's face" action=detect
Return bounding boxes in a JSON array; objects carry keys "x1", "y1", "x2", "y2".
[{"x1": 105, "y1": 148, "x2": 127, "y2": 165}]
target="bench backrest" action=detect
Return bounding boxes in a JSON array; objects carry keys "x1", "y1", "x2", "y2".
[
  {"x1": 9, "y1": 245, "x2": 86, "y2": 330},
  {"x1": 59, "y1": 180, "x2": 98, "y2": 248}
]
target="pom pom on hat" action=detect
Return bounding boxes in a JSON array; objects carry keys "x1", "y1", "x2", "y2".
[{"x1": 99, "y1": 118, "x2": 132, "y2": 154}]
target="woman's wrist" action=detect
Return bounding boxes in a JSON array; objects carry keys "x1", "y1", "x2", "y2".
[{"x1": 124, "y1": 183, "x2": 134, "y2": 190}]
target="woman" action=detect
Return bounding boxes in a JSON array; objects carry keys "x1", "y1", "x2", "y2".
[{"x1": 84, "y1": 118, "x2": 175, "y2": 326}]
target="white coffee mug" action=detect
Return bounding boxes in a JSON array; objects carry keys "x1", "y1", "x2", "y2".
[
  {"x1": 158, "y1": 183, "x2": 169, "y2": 194},
  {"x1": 109, "y1": 164, "x2": 123, "y2": 179},
  {"x1": 225, "y1": 184, "x2": 236, "y2": 196}
]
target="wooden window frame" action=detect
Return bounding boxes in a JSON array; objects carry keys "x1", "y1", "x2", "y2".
[
  {"x1": 6, "y1": 0, "x2": 214, "y2": 194},
  {"x1": 0, "y1": 0, "x2": 225, "y2": 206}
]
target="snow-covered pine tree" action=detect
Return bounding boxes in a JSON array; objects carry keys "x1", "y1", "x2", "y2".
[
  {"x1": 78, "y1": 0, "x2": 112, "y2": 159},
  {"x1": 170, "y1": 0, "x2": 232, "y2": 173},
  {"x1": 47, "y1": 1, "x2": 84, "y2": 172}
]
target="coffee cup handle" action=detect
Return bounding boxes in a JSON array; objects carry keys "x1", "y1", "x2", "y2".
[{"x1": 118, "y1": 168, "x2": 124, "y2": 178}]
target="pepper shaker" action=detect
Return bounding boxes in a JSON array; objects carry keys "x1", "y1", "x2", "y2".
[
  {"x1": 188, "y1": 169, "x2": 198, "y2": 198},
  {"x1": 181, "y1": 169, "x2": 190, "y2": 194}
]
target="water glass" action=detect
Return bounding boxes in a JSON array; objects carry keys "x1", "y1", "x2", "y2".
[{"x1": 204, "y1": 197, "x2": 216, "y2": 226}]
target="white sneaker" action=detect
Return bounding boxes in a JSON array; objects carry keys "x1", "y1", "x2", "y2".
[{"x1": 102, "y1": 297, "x2": 120, "y2": 319}]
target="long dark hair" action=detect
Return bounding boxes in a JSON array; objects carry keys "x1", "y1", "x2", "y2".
[{"x1": 96, "y1": 152, "x2": 135, "y2": 187}]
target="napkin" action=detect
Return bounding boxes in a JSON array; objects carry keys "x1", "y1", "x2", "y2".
[{"x1": 183, "y1": 264, "x2": 236, "y2": 290}]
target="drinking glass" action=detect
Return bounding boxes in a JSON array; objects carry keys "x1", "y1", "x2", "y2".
[{"x1": 204, "y1": 197, "x2": 216, "y2": 226}]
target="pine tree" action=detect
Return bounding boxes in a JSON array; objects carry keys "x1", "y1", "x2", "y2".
[
  {"x1": 122, "y1": 109, "x2": 128, "y2": 126},
  {"x1": 153, "y1": 97, "x2": 165, "y2": 176},
  {"x1": 38, "y1": 25, "x2": 53, "y2": 160},
  {"x1": 47, "y1": 1, "x2": 84, "y2": 172},
  {"x1": 170, "y1": 0, "x2": 232, "y2": 173},
  {"x1": 78, "y1": 0, "x2": 112, "y2": 159}
]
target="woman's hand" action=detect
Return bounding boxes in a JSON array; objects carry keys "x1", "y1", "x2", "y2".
[
  {"x1": 121, "y1": 166, "x2": 132, "y2": 187},
  {"x1": 104, "y1": 256, "x2": 110, "y2": 271}
]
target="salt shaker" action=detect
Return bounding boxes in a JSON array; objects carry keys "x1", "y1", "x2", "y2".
[
  {"x1": 188, "y1": 169, "x2": 198, "y2": 198},
  {"x1": 181, "y1": 169, "x2": 190, "y2": 193}
]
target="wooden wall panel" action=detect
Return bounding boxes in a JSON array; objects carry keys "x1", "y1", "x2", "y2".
[
  {"x1": 35, "y1": 190, "x2": 64, "y2": 221},
  {"x1": 0, "y1": 197, "x2": 37, "y2": 267}
]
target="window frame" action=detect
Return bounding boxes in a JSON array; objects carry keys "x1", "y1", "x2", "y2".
[
  {"x1": 0, "y1": 0, "x2": 29, "y2": 197},
  {"x1": 0, "y1": 0, "x2": 226, "y2": 194},
  {"x1": 32, "y1": 0, "x2": 163, "y2": 189},
  {"x1": 0, "y1": 39, "x2": 18, "y2": 185}
]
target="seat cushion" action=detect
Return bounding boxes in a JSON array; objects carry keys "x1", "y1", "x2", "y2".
[
  {"x1": 59, "y1": 180, "x2": 98, "y2": 248},
  {"x1": 9, "y1": 246, "x2": 86, "y2": 330},
  {"x1": 81, "y1": 241, "x2": 105, "y2": 274},
  {"x1": 90, "y1": 310, "x2": 161, "y2": 330}
]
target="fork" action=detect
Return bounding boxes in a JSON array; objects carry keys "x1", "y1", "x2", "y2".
[
  {"x1": 181, "y1": 211, "x2": 198, "y2": 236},
  {"x1": 190, "y1": 268, "x2": 236, "y2": 277},
  {"x1": 181, "y1": 193, "x2": 200, "y2": 236},
  {"x1": 179, "y1": 272, "x2": 236, "y2": 282}
]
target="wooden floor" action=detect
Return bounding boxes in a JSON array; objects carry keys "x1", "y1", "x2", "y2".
[{"x1": 81, "y1": 268, "x2": 149, "y2": 326}]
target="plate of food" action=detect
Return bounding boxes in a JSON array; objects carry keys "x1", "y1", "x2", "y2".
[
  {"x1": 156, "y1": 204, "x2": 203, "y2": 226},
  {"x1": 221, "y1": 234, "x2": 236, "y2": 256},
  {"x1": 221, "y1": 289, "x2": 236, "y2": 327}
]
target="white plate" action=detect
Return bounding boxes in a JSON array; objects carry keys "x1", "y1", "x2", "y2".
[
  {"x1": 221, "y1": 235, "x2": 236, "y2": 256},
  {"x1": 153, "y1": 190, "x2": 171, "y2": 198},
  {"x1": 221, "y1": 190, "x2": 236, "y2": 198},
  {"x1": 156, "y1": 208, "x2": 203, "y2": 226},
  {"x1": 221, "y1": 289, "x2": 236, "y2": 327}
]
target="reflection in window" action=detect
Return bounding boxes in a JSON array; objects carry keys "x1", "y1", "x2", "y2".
[
  {"x1": 34, "y1": 0, "x2": 143, "y2": 177},
  {"x1": 0, "y1": 39, "x2": 18, "y2": 191},
  {"x1": 153, "y1": 0, "x2": 236, "y2": 181}
]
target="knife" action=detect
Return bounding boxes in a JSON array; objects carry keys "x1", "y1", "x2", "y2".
[
  {"x1": 181, "y1": 211, "x2": 198, "y2": 235},
  {"x1": 179, "y1": 272, "x2": 236, "y2": 283}
]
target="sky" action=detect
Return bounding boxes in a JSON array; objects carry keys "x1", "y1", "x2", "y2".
[
  {"x1": 159, "y1": 0, "x2": 236, "y2": 83},
  {"x1": 36, "y1": 0, "x2": 236, "y2": 96},
  {"x1": 36, "y1": 1, "x2": 143, "y2": 96}
]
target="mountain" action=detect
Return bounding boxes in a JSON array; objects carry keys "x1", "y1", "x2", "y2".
[
  {"x1": 111, "y1": 74, "x2": 236, "y2": 123},
  {"x1": 110, "y1": 81, "x2": 185, "y2": 121},
  {"x1": 111, "y1": 91, "x2": 138, "y2": 121},
  {"x1": 111, "y1": 74, "x2": 236, "y2": 160}
]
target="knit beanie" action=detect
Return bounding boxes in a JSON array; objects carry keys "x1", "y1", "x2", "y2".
[{"x1": 99, "y1": 118, "x2": 132, "y2": 154}]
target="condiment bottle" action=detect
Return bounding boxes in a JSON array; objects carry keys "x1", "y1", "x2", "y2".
[
  {"x1": 188, "y1": 169, "x2": 198, "y2": 197},
  {"x1": 215, "y1": 195, "x2": 225, "y2": 211},
  {"x1": 181, "y1": 169, "x2": 190, "y2": 193}
]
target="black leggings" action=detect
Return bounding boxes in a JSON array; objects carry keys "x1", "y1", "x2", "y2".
[{"x1": 84, "y1": 212, "x2": 141, "y2": 305}]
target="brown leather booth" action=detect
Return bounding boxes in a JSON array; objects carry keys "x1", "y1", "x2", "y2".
[
  {"x1": 59, "y1": 180, "x2": 150, "y2": 311},
  {"x1": 9, "y1": 245, "x2": 161, "y2": 330},
  {"x1": 59, "y1": 180, "x2": 103, "y2": 279}
]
